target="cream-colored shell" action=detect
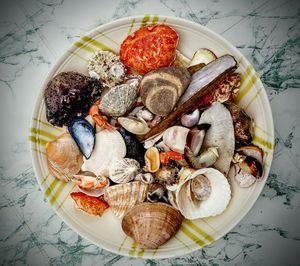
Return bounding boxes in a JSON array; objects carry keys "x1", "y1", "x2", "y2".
[
  {"x1": 144, "y1": 147, "x2": 160, "y2": 173},
  {"x1": 82, "y1": 130, "x2": 126, "y2": 176},
  {"x1": 163, "y1": 126, "x2": 189, "y2": 154},
  {"x1": 46, "y1": 133, "x2": 83, "y2": 182},
  {"x1": 108, "y1": 158, "x2": 140, "y2": 183},
  {"x1": 175, "y1": 167, "x2": 231, "y2": 219},
  {"x1": 104, "y1": 181, "x2": 148, "y2": 218}
]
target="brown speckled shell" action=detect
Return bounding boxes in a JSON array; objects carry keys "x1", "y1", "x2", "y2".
[{"x1": 122, "y1": 202, "x2": 183, "y2": 249}]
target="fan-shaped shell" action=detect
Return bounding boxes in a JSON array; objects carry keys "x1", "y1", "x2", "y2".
[
  {"x1": 122, "y1": 202, "x2": 183, "y2": 249},
  {"x1": 82, "y1": 130, "x2": 126, "y2": 176},
  {"x1": 104, "y1": 181, "x2": 148, "y2": 218},
  {"x1": 175, "y1": 167, "x2": 231, "y2": 219},
  {"x1": 46, "y1": 133, "x2": 83, "y2": 182},
  {"x1": 108, "y1": 158, "x2": 140, "y2": 183}
]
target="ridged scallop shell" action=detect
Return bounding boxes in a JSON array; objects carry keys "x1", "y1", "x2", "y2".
[
  {"x1": 46, "y1": 133, "x2": 83, "y2": 182},
  {"x1": 82, "y1": 130, "x2": 126, "y2": 176},
  {"x1": 144, "y1": 147, "x2": 160, "y2": 172},
  {"x1": 99, "y1": 84, "x2": 137, "y2": 116},
  {"x1": 104, "y1": 181, "x2": 148, "y2": 218},
  {"x1": 108, "y1": 158, "x2": 140, "y2": 183},
  {"x1": 88, "y1": 50, "x2": 125, "y2": 88},
  {"x1": 122, "y1": 202, "x2": 183, "y2": 249},
  {"x1": 175, "y1": 167, "x2": 231, "y2": 219}
]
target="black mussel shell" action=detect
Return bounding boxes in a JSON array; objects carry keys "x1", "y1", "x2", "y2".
[{"x1": 68, "y1": 117, "x2": 95, "y2": 159}]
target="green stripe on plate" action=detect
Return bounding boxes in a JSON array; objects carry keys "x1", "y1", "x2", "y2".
[
  {"x1": 57, "y1": 183, "x2": 76, "y2": 210},
  {"x1": 152, "y1": 247, "x2": 158, "y2": 256},
  {"x1": 183, "y1": 220, "x2": 215, "y2": 242},
  {"x1": 81, "y1": 36, "x2": 116, "y2": 53},
  {"x1": 49, "y1": 181, "x2": 68, "y2": 205},
  {"x1": 30, "y1": 128, "x2": 58, "y2": 140},
  {"x1": 174, "y1": 235, "x2": 192, "y2": 250},
  {"x1": 73, "y1": 41, "x2": 96, "y2": 53},
  {"x1": 33, "y1": 118, "x2": 63, "y2": 132},
  {"x1": 240, "y1": 65, "x2": 253, "y2": 84},
  {"x1": 44, "y1": 178, "x2": 59, "y2": 198},
  {"x1": 255, "y1": 123, "x2": 273, "y2": 137},
  {"x1": 236, "y1": 73, "x2": 258, "y2": 103},
  {"x1": 128, "y1": 18, "x2": 136, "y2": 35},
  {"x1": 253, "y1": 135, "x2": 273, "y2": 150},
  {"x1": 245, "y1": 88, "x2": 262, "y2": 110},
  {"x1": 151, "y1": 15, "x2": 159, "y2": 25},
  {"x1": 180, "y1": 225, "x2": 207, "y2": 247},
  {"x1": 137, "y1": 248, "x2": 145, "y2": 258},
  {"x1": 29, "y1": 136, "x2": 48, "y2": 146},
  {"x1": 128, "y1": 242, "x2": 138, "y2": 256},
  {"x1": 162, "y1": 17, "x2": 168, "y2": 23},
  {"x1": 32, "y1": 148, "x2": 46, "y2": 156},
  {"x1": 68, "y1": 50, "x2": 89, "y2": 62},
  {"x1": 118, "y1": 236, "x2": 128, "y2": 252},
  {"x1": 41, "y1": 173, "x2": 50, "y2": 186},
  {"x1": 140, "y1": 14, "x2": 150, "y2": 27},
  {"x1": 95, "y1": 30, "x2": 120, "y2": 46}
]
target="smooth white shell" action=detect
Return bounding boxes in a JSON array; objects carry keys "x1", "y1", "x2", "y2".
[
  {"x1": 163, "y1": 126, "x2": 190, "y2": 154},
  {"x1": 198, "y1": 102, "x2": 235, "y2": 176},
  {"x1": 82, "y1": 130, "x2": 126, "y2": 176},
  {"x1": 175, "y1": 167, "x2": 231, "y2": 219},
  {"x1": 118, "y1": 116, "x2": 150, "y2": 135}
]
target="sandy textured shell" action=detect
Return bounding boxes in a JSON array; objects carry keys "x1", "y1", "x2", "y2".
[
  {"x1": 198, "y1": 102, "x2": 235, "y2": 176},
  {"x1": 108, "y1": 158, "x2": 140, "y2": 183},
  {"x1": 175, "y1": 167, "x2": 231, "y2": 219},
  {"x1": 88, "y1": 50, "x2": 125, "y2": 88},
  {"x1": 82, "y1": 130, "x2": 126, "y2": 176},
  {"x1": 46, "y1": 133, "x2": 83, "y2": 182},
  {"x1": 163, "y1": 126, "x2": 190, "y2": 154},
  {"x1": 144, "y1": 147, "x2": 160, "y2": 172},
  {"x1": 104, "y1": 181, "x2": 148, "y2": 218},
  {"x1": 122, "y1": 202, "x2": 183, "y2": 249},
  {"x1": 99, "y1": 84, "x2": 137, "y2": 116}
]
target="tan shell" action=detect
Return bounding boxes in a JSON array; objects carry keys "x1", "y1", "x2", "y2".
[
  {"x1": 104, "y1": 181, "x2": 148, "y2": 218},
  {"x1": 122, "y1": 202, "x2": 183, "y2": 249},
  {"x1": 144, "y1": 147, "x2": 160, "y2": 172},
  {"x1": 46, "y1": 133, "x2": 83, "y2": 182}
]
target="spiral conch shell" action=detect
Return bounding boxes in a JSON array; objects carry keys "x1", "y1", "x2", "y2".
[
  {"x1": 122, "y1": 202, "x2": 183, "y2": 249},
  {"x1": 46, "y1": 133, "x2": 83, "y2": 182},
  {"x1": 172, "y1": 168, "x2": 231, "y2": 219},
  {"x1": 108, "y1": 158, "x2": 140, "y2": 183},
  {"x1": 104, "y1": 181, "x2": 148, "y2": 218}
]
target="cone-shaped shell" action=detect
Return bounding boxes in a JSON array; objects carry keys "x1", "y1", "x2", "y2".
[
  {"x1": 46, "y1": 133, "x2": 83, "y2": 182},
  {"x1": 122, "y1": 202, "x2": 183, "y2": 249},
  {"x1": 104, "y1": 181, "x2": 148, "y2": 218}
]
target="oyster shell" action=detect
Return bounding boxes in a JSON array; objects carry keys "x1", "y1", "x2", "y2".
[
  {"x1": 198, "y1": 102, "x2": 235, "y2": 176},
  {"x1": 88, "y1": 50, "x2": 126, "y2": 88},
  {"x1": 82, "y1": 130, "x2": 126, "y2": 176},
  {"x1": 108, "y1": 158, "x2": 140, "y2": 183},
  {"x1": 163, "y1": 126, "x2": 190, "y2": 154},
  {"x1": 99, "y1": 84, "x2": 137, "y2": 117},
  {"x1": 122, "y1": 202, "x2": 183, "y2": 249},
  {"x1": 144, "y1": 147, "x2": 160, "y2": 173},
  {"x1": 104, "y1": 181, "x2": 148, "y2": 218},
  {"x1": 175, "y1": 168, "x2": 231, "y2": 219},
  {"x1": 46, "y1": 133, "x2": 83, "y2": 182}
]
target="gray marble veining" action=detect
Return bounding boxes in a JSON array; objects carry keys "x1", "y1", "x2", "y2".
[{"x1": 0, "y1": 0, "x2": 299, "y2": 265}]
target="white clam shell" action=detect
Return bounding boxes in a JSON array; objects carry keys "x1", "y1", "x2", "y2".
[
  {"x1": 118, "y1": 116, "x2": 150, "y2": 135},
  {"x1": 175, "y1": 167, "x2": 231, "y2": 219},
  {"x1": 82, "y1": 130, "x2": 126, "y2": 176},
  {"x1": 163, "y1": 126, "x2": 190, "y2": 154},
  {"x1": 198, "y1": 102, "x2": 235, "y2": 176},
  {"x1": 109, "y1": 158, "x2": 140, "y2": 183}
]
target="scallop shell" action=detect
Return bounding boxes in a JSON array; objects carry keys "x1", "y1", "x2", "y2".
[
  {"x1": 104, "y1": 181, "x2": 148, "y2": 218},
  {"x1": 198, "y1": 102, "x2": 235, "y2": 176},
  {"x1": 108, "y1": 158, "x2": 140, "y2": 183},
  {"x1": 144, "y1": 147, "x2": 160, "y2": 172},
  {"x1": 99, "y1": 84, "x2": 137, "y2": 117},
  {"x1": 46, "y1": 133, "x2": 83, "y2": 182},
  {"x1": 122, "y1": 202, "x2": 183, "y2": 249},
  {"x1": 82, "y1": 130, "x2": 126, "y2": 176},
  {"x1": 118, "y1": 116, "x2": 150, "y2": 135},
  {"x1": 88, "y1": 50, "x2": 125, "y2": 88},
  {"x1": 163, "y1": 126, "x2": 190, "y2": 154},
  {"x1": 175, "y1": 167, "x2": 231, "y2": 219}
]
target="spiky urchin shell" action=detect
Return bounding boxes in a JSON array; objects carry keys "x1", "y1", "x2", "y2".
[
  {"x1": 88, "y1": 50, "x2": 126, "y2": 88},
  {"x1": 99, "y1": 84, "x2": 137, "y2": 116}
]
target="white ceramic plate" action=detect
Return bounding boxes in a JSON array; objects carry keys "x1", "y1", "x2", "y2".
[{"x1": 30, "y1": 15, "x2": 274, "y2": 259}]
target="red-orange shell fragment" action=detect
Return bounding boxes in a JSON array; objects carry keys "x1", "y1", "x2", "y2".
[{"x1": 120, "y1": 24, "x2": 179, "y2": 74}]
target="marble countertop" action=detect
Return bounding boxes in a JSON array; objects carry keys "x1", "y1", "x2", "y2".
[{"x1": 0, "y1": 0, "x2": 299, "y2": 265}]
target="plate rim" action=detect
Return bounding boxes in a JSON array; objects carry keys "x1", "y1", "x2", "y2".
[{"x1": 29, "y1": 14, "x2": 275, "y2": 259}]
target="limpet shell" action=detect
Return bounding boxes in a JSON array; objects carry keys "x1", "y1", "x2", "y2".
[{"x1": 109, "y1": 158, "x2": 140, "y2": 183}]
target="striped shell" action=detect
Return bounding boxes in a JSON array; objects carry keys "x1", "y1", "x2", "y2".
[
  {"x1": 108, "y1": 158, "x2": 140, "y2": 183},
  {"x1": 104, "y1": 181, "x2": 148, "y2": 218},
  {"x1": 122, "y1": 202, "x2": 183, "y2": 249},
  {"x1": 99, "y1": 84, "x2": 137, "y2": 116}
]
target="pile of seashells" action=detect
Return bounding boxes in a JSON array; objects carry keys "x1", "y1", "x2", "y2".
[{"x1": 44, "y1": 24, "x2": 264, "y2": 249}]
